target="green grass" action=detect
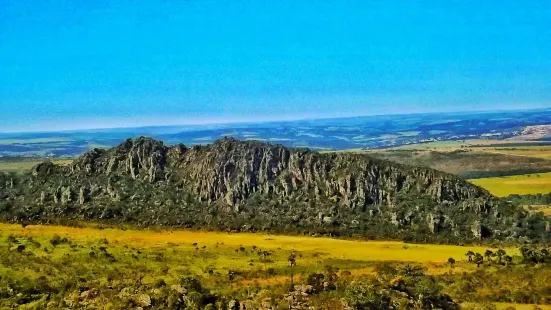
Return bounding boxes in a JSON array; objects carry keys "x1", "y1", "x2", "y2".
[
  {"x1": 0, "y1": 137, "x2": 72, "y2": 145},
  {"x1": 0, "y1": 158, "x2": 73, "y2": 173}
]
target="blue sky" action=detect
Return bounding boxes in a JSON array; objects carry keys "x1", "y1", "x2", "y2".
[{"x1": 1, "y1": 1, "x2": 551, "y2": 132}]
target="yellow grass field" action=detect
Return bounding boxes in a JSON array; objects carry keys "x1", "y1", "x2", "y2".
[
  {"x1": 0, "y1": 223, "x2": 503, "y2": 265},
  {"x1": 0, "y1": 223, "x2": 519, "y2": 293},
  {"x1": 469, "y1": 172, "x2": 551, "y2": 197},
  {"x1": 2, "y1": 223, "x2": 503, "y2": 298},
  {"x1": 1, "y1": 223, "x2": 548, "y2": 309}
]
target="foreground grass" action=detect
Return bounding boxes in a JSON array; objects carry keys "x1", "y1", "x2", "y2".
[
  {"x1": 470, "y1": 172, "x2": 551, "y2": 197},
  {"x1": 1, "y1": 223, "x2": 549, "y2": 309}
]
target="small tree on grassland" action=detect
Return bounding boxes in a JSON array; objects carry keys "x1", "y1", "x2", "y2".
[
  {"x1": 288, "y1": 253, "x2": 297, "y2": 286},
  {"x1": 447, "y1": 257, "x2": 456, "y2": 268}
]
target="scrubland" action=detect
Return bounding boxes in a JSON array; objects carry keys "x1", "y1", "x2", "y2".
[{"x1": 1, "y1": 223, "x2": 550, "y2": 309}]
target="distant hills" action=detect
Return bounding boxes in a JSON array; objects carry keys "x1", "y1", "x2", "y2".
[
  {"x1": 3, "y1": 108, "x2": 551, "y2": 157},
  {"x1": 1, "y1": 137, "x2": 549, "y2": 243}
]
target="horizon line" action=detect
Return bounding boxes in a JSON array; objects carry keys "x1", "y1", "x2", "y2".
[{"x1": 3, "y1": 105, "x2": 551, "y2": 135}]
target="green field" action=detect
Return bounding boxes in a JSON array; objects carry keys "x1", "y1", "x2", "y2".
[
  {"x1": 0, "y1": 158, "x2": 72, "y2": 173},
  {"x1": 0, "y1": 137, "x2": 73, "y2": 145},
  {"x1": 470, "y1": 172, "x2": 551, "y2": 197}
]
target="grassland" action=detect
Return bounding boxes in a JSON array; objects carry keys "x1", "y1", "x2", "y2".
[
  {"x1": 478, "y1": 145, "x2": 551, "y2": 160},
  {"x1": 1, "y1": 223, "x2": 550, "y2": 309},
  {"x1": 0, "y1": 158, "x2": 72, "y2": 173},
  {"x1": 0, "y1": 137, "x2": 73, "y2": 145},
  {"x1": 469, "y1": 172, "x2": 551, "y2": 197},
  {"x1": 387, "y1": 139, "x2": 551, "y2": 151},
  {"x1": 385, "y1": 139, "x2": 514, "y2": 150},
  {"x1": 0, "y1": 223, "x2": 505, "y2": 265}
]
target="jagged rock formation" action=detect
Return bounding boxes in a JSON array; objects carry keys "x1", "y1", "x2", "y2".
[
  {"x1": 0, "y1": 137, "x2": 549, "y2": 243},
  {"x1": 65, "y1": 137, "x2": 487, "y2": 207}
]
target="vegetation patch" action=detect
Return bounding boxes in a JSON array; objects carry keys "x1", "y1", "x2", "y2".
[{"x1": 0, "y1": 224, "x2": 549, "y2": 309}]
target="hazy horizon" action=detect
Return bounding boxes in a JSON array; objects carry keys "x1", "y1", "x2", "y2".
[{"x1": 1, "y1": 105, "x2": 550, "y2": 134}]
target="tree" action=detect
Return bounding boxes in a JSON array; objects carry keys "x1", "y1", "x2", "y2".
[
  {"x1": 474, "y1": 253, "x2": 484, "y2": 267},
  {"x1": 496, "y1": 249, "x2": 506, "y2": 264},
  {"x1": 306, "y1": 273, "x2": 325, "y2": 292},
  {"x1": 227, "y1": 270, "x2": 235, "y2": 289},
  {"x1": 288, "y1": 253, "x2": 297, "y2": 286},
  {"x1": 6, "y1": 235, "x2": 17, "y2": 250},
  {"x1": 504, "y1": 255, "x2": 513, "y2": 267},
  {"x1": 541, "y1": 248, "x2": 549, "y2": 263},
  {"x1": 261, "y1": 250, "x2": 271, "y2": 272},
  {"x1": 484, "y1": 250, "x2": 494, "y2": 265},
  {"x1": 520, "y1": 247, "x2": 540, "y2": 264},
  {"x1": 447, "y1": 257, "x2": 456, "y2": 268},
  {"x1": 465, "y1": 251, "x2": 475, "y2": 263},
  {"x1": 16, "y1": 244, "x2": 25, "y2": 253}
]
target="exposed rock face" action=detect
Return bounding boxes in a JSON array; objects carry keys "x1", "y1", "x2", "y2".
[
  {"x1": 0, "y1": 137, "x2": 548, "y2": 242},
  {"x1": 78, "y1": 187, "x2": 87, "y2": 205},
  {"x1": 61, "y1": 186, "x2": 73, "y2": 204},
  {"x1": 71, "y1": 138, "x2": 169, "y2": 183},
  {"x1": 65, "y1": 137, "x2": 488, "y2": 208},
  {"x1": 177, "y1": 137, "x2": 487, "y2": 208}
]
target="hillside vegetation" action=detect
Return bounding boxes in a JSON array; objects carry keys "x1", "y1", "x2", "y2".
[{"x1": 1, "y1": 137, "x2": 549, "y2": 244}]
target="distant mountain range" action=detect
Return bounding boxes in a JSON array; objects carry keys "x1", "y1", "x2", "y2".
[
  {"x1": 2, "y1": 108, "x2": 551, "y2": 157},
  {"x1": 1, "y1": 137, "x2": 549, "y2": 243}
]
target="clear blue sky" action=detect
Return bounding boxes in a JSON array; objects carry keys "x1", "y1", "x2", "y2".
[{"x1": 1, "y1": 1, "x2": 551, "y2": 132}]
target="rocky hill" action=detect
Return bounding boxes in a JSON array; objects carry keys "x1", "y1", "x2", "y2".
[{"x1": 0, "y1": 137, "x2": 549, "y2": 243}]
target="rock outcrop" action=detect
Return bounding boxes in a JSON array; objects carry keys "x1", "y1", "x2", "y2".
[
  {"x1": 63, "y1": 137, "x2": 488, "y2": 208},
  {"x1": 0, "y1": 137, "x2": 548, "y2": 242}
]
